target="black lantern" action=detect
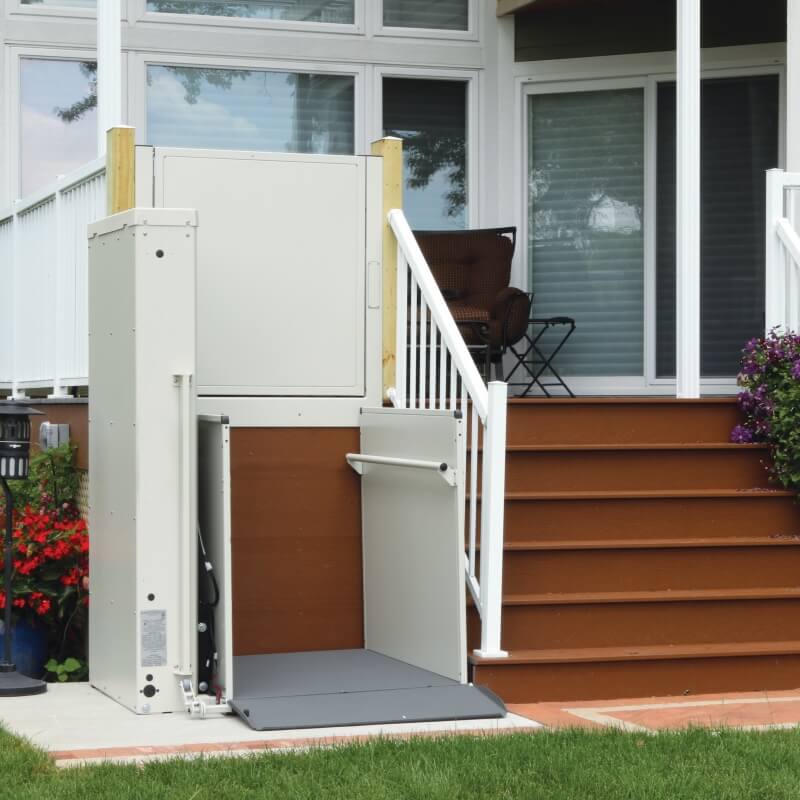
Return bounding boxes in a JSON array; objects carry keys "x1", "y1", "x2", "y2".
[{"x1": 0, "y1": 402, "x2": 45, "y2": 697}]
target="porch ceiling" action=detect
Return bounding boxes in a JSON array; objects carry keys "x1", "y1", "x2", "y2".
[{"x1": 497, "y1": 0, "x2": 616, "y2": 16}]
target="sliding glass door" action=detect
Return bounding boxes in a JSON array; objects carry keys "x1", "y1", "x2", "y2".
[{"x1": 526, "y1": 73, "x2": 780, "y2": 390}]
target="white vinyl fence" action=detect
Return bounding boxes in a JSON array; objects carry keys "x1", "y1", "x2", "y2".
[
  {"x1": 766, "y1": 169, "x2": 800, "y2": 332},
  {"x1": 388, "y1": 208, "x2": 508, "y2": 659},
  {"x1": 0, "y1": 159, "x2": 106, "y2": 397}
]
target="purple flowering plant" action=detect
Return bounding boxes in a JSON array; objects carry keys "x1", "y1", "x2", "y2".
[{"x1": 733, "y1": 329, "x2": 800, "y2": 490}]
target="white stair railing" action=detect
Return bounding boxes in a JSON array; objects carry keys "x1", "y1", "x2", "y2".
[
  {"x1": 0, "y1": 158, "x2": 106, "y2": 397},
  {"x1": 388, "y1": 209, "x2": 508, "y2": 659},
  {"x1": 766, "y1": 169, "x2": 800, "y2": 331}
]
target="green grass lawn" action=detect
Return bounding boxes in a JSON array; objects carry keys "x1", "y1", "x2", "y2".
[{"x1": 3, "y1": 726, "x2": 800, "y2": 799}]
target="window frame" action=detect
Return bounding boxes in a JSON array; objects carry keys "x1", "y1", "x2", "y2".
[
  {"x1": 373, "y1": 0, "x2": 477, "y2": 42},
  {"x1": 372, "y1": 65, "x2": 479, "y2": 229},
  {"x1": 132, "y1": 52, "x2": 366, "y2": 155},
  {"x1": 9, "y1": 0, "x2": 128, "y2": 20},
  {"x1": 132, "y1": 0, "x2": 364, "y2": 35},
  {"x1": 518, "y1": 55, "x2": 786, "y2": 394}
]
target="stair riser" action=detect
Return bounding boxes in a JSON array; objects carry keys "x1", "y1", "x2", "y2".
[
  {"x1": 507, "y1": 402, "x2": 741, "y2": 447},
  {"x1": 501, "y1": 495, "x2": 800, "y2": 544},
  {"x1": 501, "y1": 449, "x2": 771, "y2": 493},
  {"x1": 472, "y1": 654, "x2": 800, "y2": 704},
  {"x1": 468, "y1": 599, "x2": 800, "y2": 651},
  {"x1": 500, "y1": 547, "x2": 800, "y2": 594}
]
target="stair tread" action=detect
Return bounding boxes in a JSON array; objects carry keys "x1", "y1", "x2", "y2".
[
  {"x1": 508, "y1": 397, "x2": 738, "y2": 406},
  {"x1": 470, "y1": 640, "x2": 800, "y2": 665},
  {"x1": 499, "y1": 489, "x2": 794, "y2": 500},
  {"x1": 502, "y1": 587, "x2": 800, "y2": 605},
  {"x1": 500, "y1": 536, "x2": 800, "y2": 551},
  {"x1": 503, "y1": 443, "x2": 766, "y2": 452}
]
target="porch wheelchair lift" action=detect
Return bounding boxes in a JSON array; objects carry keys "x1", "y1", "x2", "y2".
[{"x1": 86, "y1": 148, "x2": 505, "y2": 731}]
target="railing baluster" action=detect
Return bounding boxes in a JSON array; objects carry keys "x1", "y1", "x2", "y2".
[
  {"x1": 439, "y1": 324, "x2": 447, "y2": 410},
  {"x1": 409, "y1": 276, "x2": 418, "y2": 408},
  {"x1": 394, "y1": 245, "x2": 408, "y2": 408},
  {"x1": 468, "y1": 404, "x2": 479, "y2": 581},
  {"x1": 429, "y1": 318, "x2": 438, "y2": 409},
  {"x1": 419, "y1": 295, "x2": 428, "y2": 410}
]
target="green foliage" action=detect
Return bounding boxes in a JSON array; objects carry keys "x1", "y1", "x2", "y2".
[
  {"x1": 45, "y1": 657, "x2": 87, "y2": 683},
  {"x1": 2, "y1": 442, "x2": 80, "y2": 515}
]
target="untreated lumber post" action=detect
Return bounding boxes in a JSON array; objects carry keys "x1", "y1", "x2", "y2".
[
  {"x1": 106, "y1": 126, "x2": 136, "y2": 215},
  {"x1": 371, "y1": 137, "x2": 403, "y2": 401}
]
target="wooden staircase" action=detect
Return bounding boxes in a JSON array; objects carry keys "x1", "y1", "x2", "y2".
[{"x1": 468, "y1": 398, "x2": 800, "y2": 702}]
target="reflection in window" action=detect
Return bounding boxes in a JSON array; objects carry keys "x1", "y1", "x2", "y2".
[
  {"x1": 383, "y1": 78, "x2": 467, "y2": 230},
  {"x1": 20, "y1": 0, "x2": 95, "y2": 7},
  {"x1": 528, "y1": 88, "x2": 645, "y2": 377},
  {"x1": 20, "y1": 58, "x2": 98, "y2": 196},
  {"x1": 383, "y1": 0, "x2": 468, "y2": 31},
  {"x1": 146, "y1": 66, "x2": 355, "y2": 155},
  {"x1": 146, "y1": 0, "x2": 354, "y2": 23}
]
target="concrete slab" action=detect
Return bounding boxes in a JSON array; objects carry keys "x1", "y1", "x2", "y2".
[{"x1": 0, "y1": 683, "x2": 540, "y2": 767}]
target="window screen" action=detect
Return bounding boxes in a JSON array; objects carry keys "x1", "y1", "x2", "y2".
[
  {"x1": 146, "y1": 0, "x2": 354, "y2": 22},
  {"x1": 20, "y1": 58, "x2": 97, "y2": 196},
  {"x1": 383, "y1": 0, "x2": 468, "y2": 31},
  {"x1": 528, "y1": 88, "x2": 645, "y2": 377},
  {"x1": 147, "y1": 65, "x2": 355, "y2": 155},
  {"x1": 656, "y1": 75, "x2": 780, "y2": 378},
  {"x1": 383, "y1": 77, "x2": 468, "y2": 230}
]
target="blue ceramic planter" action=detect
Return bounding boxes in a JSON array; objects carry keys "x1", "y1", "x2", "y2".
[{"x1": 0, "y1": 620, "x2": 48, "y2": 678}]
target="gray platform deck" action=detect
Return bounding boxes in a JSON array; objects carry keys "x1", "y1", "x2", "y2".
[{"x1": 230, "y1": 649, "x2": 506, "y2": 731}]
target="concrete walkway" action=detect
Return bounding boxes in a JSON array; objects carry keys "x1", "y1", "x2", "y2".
[
  {"x1": 0, "y1": 683, "x2": 540, "y2": 767},
  {"x1": 509, "y1": 688, "x2": 800, "y2": 732}
]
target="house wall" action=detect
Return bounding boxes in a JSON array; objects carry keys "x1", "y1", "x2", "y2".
[{"x1": 515, "y1": 0, "x2": 787, "y2": 62}]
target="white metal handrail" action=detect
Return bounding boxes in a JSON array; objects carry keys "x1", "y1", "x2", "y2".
[
  {"x1": 766, "y1": 169, "x2": 800, "y2": 332},
  {"x1": 0, "y1": 158, "x2": 106, "y2": 397},
  {"x1": 346, "y1": 453, "x2": 457, "y2": 486},
  {"x1": 388, "y1": 208, "x2": 508, "y2": 659}
]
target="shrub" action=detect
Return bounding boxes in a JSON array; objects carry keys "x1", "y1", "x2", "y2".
[{"x1": 733, "y1": 329, "x2": 800, "y2": 491}]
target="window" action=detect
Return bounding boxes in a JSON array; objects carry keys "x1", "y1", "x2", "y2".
[
  {"x1": 146, "y1": 65, "x2": 355, "y2": 155},
  {"x1": 383, "y1": 0, "x2": 467, "y2": 31},
  {"x1": 20, "y1": 0, "x2": 94, "y2": 7},
  {"x1": 656, "y1": 75, "x2": 780, "y2": 378},
  {"x1": 145, "y1": 0, "x2": 354, "y2": 23},
  {"x1": 527, "y1": 87, "x2": 645, "y2": 377},
  {"x1": 383, "y1": 77, "x2": 468, "y2": 230},
  {"x1": 20, "y1": 58, "x2": 98, "y2": 196}
]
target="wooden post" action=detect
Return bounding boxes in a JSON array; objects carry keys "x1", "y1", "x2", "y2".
[
  {"x1": 371, "y1": 137, "x2": 403, "y2": 401},
  {"x1": 106, "y1": 126, "x2": 136, "y2": 215}
]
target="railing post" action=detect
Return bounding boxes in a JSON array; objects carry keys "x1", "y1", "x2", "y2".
[
  {"x1": 765, "y1": 169, "x2": 786, "y2": 332},
  {"x1": 49, "y1": 178, "x2": 68, "y2": 398},
  {"x1": 394, "y1": 244, "x2": 408, "y2": 408},
  {"x1": 10, "y1": 206, "x2": 25, "y2": 400},
  {"x1": 106, "y1": 127, "x2": 136, "y2": 216},
  {"x1": 475, "y1": 380, "x2": 508, "y2": 659},
  {"x1": 370, "y1": 137, "x2": 403, "y2": 401}
]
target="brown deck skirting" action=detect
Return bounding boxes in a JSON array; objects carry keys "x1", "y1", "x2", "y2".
[{"x1": 230, "y1": 427, "x2": 363, "y2": 656}]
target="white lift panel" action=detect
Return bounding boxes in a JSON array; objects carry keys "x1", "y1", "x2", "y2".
[
  {"x1": 153, "y1": 149, "x2": 368, "y2": 398},
  {"x1": 357, "y1": 408, "x2": 467, "y2": 684}
]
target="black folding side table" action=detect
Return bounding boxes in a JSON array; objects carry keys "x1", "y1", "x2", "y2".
[{"x1": 506, "y1": 315, "x2": 576, "y2": 397}]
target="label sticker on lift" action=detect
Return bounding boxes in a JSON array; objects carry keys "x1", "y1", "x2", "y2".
[{"x1": 141, "y1": 610, "x2": 167, "y2": 667}]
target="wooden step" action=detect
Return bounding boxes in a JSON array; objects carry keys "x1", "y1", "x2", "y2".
[
  {"x1": 499, "y1": 544, "x2": 800, "y2": 595},
  {"x1": 499, "y1": 491, "x2": 798, "y2": 544},
  {"x1": 501, "y1": 446, "x2": 770, "y2": 493},
  {"x1": 470, "y1": 641, "x2": 800, "y2": 703},
  {"x1": 506, "y1": 397, "x2": 740, "y2": 447},
  {"x1": 468, "y1": 590, "x2": 800, "y2": 651}
]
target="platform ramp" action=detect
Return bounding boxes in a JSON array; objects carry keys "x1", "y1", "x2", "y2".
[{"x1": 229, "y1": 650, "x2": 505, "y2": 731}]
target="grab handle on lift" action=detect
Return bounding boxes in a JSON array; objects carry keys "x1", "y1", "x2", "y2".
[{"x1": 346, "y1": 453, "x2": 456, "y2": 487}]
